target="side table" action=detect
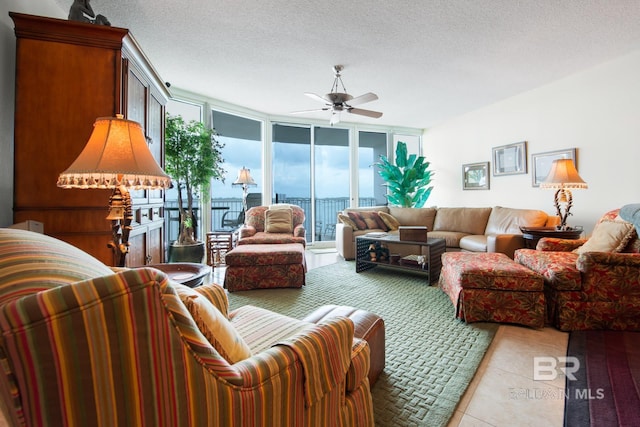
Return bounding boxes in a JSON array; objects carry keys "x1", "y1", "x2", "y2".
[
  {"x1": 206, "y1": 230, "x2": 237, "y2": 266},
  {"x1": 520, "y1": 226, "x2": 583, "y2": 249}
]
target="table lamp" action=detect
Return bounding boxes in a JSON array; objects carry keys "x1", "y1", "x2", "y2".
[
  {"x1": 57, "y1": 115, "x2": 171, "y2": 267},
  {"x1": 232, "y1": 167, "x2": 257, "y2": 213},
  {"x1": 540, "y1": 158, "x2": 587, "y2": 230}
]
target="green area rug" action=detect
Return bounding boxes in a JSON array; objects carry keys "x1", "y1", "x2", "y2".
[{"x1": 227, "y1": 260, "x2": 497, "y2": 426}]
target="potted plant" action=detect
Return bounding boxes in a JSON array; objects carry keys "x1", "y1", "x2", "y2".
[
  {"x1": 165, "y1": 114, "x2": 225, "y2": 262},
  {"x1": 376, "y1": 141, "x2": 434, "y2": 207}
]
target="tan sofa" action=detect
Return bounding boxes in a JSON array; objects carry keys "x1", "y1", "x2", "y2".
[{"x1": 336, "y1": 206, "x2": 558, "y2": 260}]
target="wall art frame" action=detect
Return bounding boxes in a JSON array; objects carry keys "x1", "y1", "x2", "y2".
[
  {"x1": 492, "y1": 141, "x2": 527, "y2": 176},
  {"x1": 462, "y1": 162, "x2": 490, "y2": 190},
  {"x1": 531, "y1": 148, "x2": 577, "y2": 187}
]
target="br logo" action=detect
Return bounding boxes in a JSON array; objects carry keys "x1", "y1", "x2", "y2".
[{"x1": 533, "y1": 357, "x2": 580, "y2": 381}]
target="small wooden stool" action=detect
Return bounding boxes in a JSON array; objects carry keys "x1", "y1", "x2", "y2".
[{"x1": 206, "y1": 231, "x2": 236, "y2": 266}]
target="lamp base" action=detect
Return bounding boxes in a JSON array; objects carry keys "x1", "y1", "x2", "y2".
[
  {"x1": 554, "y1": 188, "x2": 574, "y2": 229},
  {"x1": 107, "y1": 186, "x2": 133, "y2": 267}
]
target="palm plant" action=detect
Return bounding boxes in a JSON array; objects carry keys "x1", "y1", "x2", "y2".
[
  {"x1": 165, "y1": 114, "x2": 225, "y2": 245},
  {"x1": 376, "y1": 141, "x2": 434, "y2": 208}
]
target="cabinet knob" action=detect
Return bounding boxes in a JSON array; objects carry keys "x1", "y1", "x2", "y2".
[{"x1": 146, "y1": 255, "x2": 152, "y2": 264}]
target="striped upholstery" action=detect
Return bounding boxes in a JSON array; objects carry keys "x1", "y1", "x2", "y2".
[
  {"x1": 0, "y1": 229, "x2": 114, "y2": 305},
  {"x1": 0, "y1": 229, "x2": 374, "y2": 426}
]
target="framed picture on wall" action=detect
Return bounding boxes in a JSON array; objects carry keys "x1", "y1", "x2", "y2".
[
  {"x1": 462, "y1": 162, "x2": 490, "y2": 190},
  {"x1": 492, "y1": 141, "x2": 527, "y2": 176},
  {"x1": 531, "y1": 148, "x2": 577, "y2": 187}
]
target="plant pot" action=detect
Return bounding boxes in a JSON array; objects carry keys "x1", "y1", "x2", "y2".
[{"x1": 168, "y1": 241, "x2": 205, "y2": 263}]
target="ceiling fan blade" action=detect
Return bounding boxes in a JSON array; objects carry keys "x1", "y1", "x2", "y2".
[
  {"x1": 347, "y1": 92, "x2": 378, "y2": 106},
  {"x1": 290, "y1": 108, "x2": 330, "y2": 114},
  {"x1": 329, "y1": 111, "x2": 341, "y2": 125},
  {"x1": 304, "y1": 92, "x2": 330, "y2": 104},
  {"x1": 348, "y1": 107, "x2": 383, "y2": 119}
]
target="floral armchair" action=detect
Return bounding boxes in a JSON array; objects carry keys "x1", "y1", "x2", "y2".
[
  {"x1": 515, "y1": 209, "x2": 640, "y2": 331},
  {"x1": 0, "y1": 228, "x2": 373, "y2": 426},
  {"x1": 238, "y1": 204, "x2": 307, "y2": 246}
]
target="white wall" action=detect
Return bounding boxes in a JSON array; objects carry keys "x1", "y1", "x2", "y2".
[
  {"x1": 423, "y1": 50, "x2": 640, "y2": 235},
  {"x1": 0, "y1": 1, "x2": 65, "y2": 226}
]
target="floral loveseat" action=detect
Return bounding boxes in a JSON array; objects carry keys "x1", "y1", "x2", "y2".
[
  {"x1": 0, "y1": 228, "x2": 373, "y2": 426},
  {"x1": 336, "y1": 205, "x2": 557, "y2": 260},
  {"x1": 515, "y1": 208, "x2": 640, "y2": 331}
]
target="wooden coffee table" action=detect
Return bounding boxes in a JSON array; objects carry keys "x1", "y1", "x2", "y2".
[{"x1": 355, "y1": 233, "x2": 446, "y2": 284}]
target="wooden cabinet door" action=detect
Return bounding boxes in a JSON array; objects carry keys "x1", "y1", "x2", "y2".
[{"x1": 148, "y1": 92, "x2": 165, "y2": 204}]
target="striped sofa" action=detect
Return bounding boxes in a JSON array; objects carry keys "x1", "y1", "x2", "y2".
[{"x1": 0, "y1": 228, "x2": 374, "y2": 426}]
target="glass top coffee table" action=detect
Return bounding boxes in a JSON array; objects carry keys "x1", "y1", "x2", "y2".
[{"x1": 355, "y1": 233, "x2": 446, "y2": 284}]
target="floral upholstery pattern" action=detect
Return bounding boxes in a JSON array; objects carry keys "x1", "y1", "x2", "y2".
[
  {"x1": 514, "y1": 208, "x2": 640, "y2": 331},
  {"x1": 239, "y1": 205, "x2": 307, "y2": 246},
  {"x1": 224, "y1": 243, "x2": 306, "y2": 292},
  {"x1": 439, "y1": 252, "x2": 545, "y2": 328}
]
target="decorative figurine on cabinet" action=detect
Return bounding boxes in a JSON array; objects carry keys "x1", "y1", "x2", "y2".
[{"x1": 68, "y1": 0, "x2": 111, "y2": 25}]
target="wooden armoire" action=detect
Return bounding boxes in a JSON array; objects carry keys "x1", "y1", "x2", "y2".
[{"x1": 10, "y1": 13, "x2": 170, "y2": 267}]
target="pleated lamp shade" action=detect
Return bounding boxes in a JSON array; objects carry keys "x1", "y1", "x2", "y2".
[{"x1": 57, "y1": 115, "x2": 171, "y2": 190}]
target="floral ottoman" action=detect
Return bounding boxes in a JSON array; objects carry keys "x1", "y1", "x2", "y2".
[
  {"x1": 439, "y1": 252, "x2": 545, "y2": 328},
  {"x1": 224, "y1": 243, "x2": 306, "y2": 292}
]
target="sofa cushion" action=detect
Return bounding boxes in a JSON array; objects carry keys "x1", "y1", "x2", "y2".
[
  {"x1": 574, "y1": 219, "x2": 636, "y2": 254},
  {"x1": 175, "y1": 283, "x2": 252, "y2": 363},
  {"x1": 515, "y1": 249, "x2": 582, "y2": 291},
  {"x1": 428, "y1": 231, "x2": 471, "y2": 248},
  {"x1": 265, "y1": 207, "x2": 293, "y2": 233},
  {"x1": 459, "y1": 235, "x2": 488, "y2": 252},
  {"x1": 484, "y1": 206, "x2": 548, "y2": 234},
  {"x1": 230, "y1": 305, "x2": 312, "y2": 354},
  {"x1": 0, "y1": 228, "x2": 114, "y2": 306},
  {"x1": 433, "y1": 207, "x2": 492, "y2": 235},
  {"x1": 388, "y1": 207, "x2": 437, "y2": 230}
]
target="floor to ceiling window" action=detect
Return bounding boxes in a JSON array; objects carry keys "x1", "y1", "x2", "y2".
[
  {"x1": 166, "y1": 92, "x2": 422, "y2": 246},
  {"x1": 358, "y1": 131, "x2": 388, "y2": 206},
  {"x1": 272, "y1": 124, "x2": 353, "y2": 242},
  {"x1": 272, "y1": 124, "x2": 312, "y2": 237},
  {"x1": 210, "y1": 110, "x2": 262, "y2": 232},
  {"x1": 314, "y1": 127, "x2": 349, "y2": 241}
]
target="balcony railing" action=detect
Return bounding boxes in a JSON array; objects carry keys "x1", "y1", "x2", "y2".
[{"x1": 164, "y1": 197, "x2": 380, "y2": 249}]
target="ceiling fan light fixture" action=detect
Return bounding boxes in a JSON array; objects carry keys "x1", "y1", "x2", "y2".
[{"x1": 291, "y1": 65, "x2": 382, "y2": 125}]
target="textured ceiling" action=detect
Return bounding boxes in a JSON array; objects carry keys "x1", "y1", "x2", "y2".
[{"x1": 54, "y1": 0, "x2": 640, "y2": 129}]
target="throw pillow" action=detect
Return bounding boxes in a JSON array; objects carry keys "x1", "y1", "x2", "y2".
[
  {"x1": 378, "y1": 211, "x2": 401, "y2": 231},
  {"x1": 265, "y1": 208, "x2": 293, "y2": 233},
  {"x1": 360, "y1": 211, "x2": 389, "y2": 231},
  {"x1": 574, "y1": 219, "x2": 637, "y2": 254},
  {"x1": 347, "y1": 212, "x2": 368, "y2": 230},
  {"x1": 338, "y1": 214, "x2": 358, "y2": 230},
  {"x1": 174, "y1": 284, "x2": 252, "y2": 364}
]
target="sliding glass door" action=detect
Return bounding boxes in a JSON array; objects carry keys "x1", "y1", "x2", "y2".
[
  {"x1": 272, "y1": 124, "x2": 350, "y2": 243},
  {"x1": 314, "y1": 127, "x2": 349, "y2": 241}
]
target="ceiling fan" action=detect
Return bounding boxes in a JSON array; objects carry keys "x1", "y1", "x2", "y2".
[{"x1": 291, "y1": 65, "x2": 383, "y2": 125}]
